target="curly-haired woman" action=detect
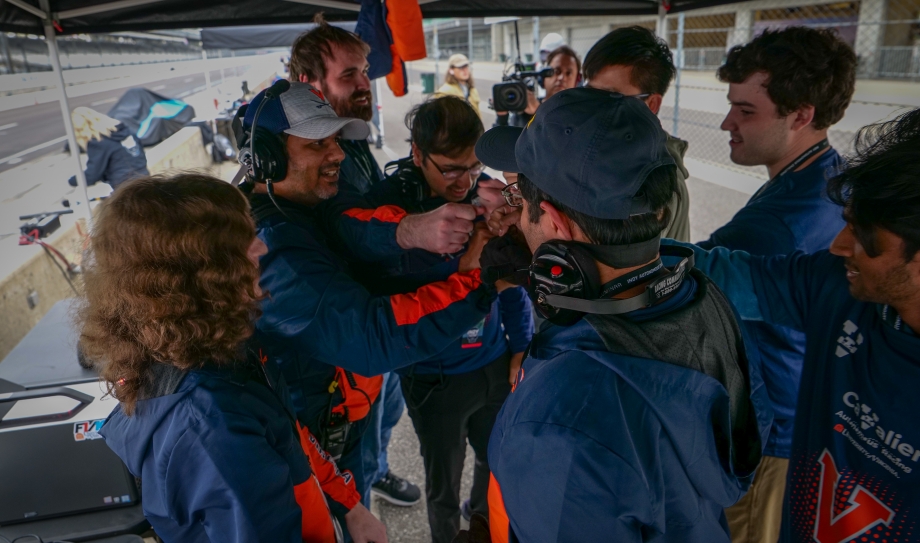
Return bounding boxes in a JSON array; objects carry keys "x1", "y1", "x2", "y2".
[{"x1": 80, "y1": 174, "x2": 387, "y2": 543}]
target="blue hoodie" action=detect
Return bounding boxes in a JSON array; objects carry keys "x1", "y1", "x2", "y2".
[{"x1": 488, "y1": 270, "x2": 773, "y2": 543}]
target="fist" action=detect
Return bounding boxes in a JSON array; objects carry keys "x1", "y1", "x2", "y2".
[
  {"x1": 459, "y1": 222, "x2": 496, "y2": 273},
  {"x1": 397, "y1": 202, "x2": 478, "y2": 254}
]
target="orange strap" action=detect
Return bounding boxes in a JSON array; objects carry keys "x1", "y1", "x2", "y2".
[
  {"x1": 488, "y1": 474, "x2": 510, "y2": 543},
  {"x1": 330, "y1": 368, "x2": 384, "y2": 422}
]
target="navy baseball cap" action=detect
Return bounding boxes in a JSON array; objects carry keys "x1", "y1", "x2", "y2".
[
  {"x1": 243, "y1": 81, "x2": 369, "y2": 141},
  {"x1": 476, "y1": 87, "x2": 675, "y2": 220}
]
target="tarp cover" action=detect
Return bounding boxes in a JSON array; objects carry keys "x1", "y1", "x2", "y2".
[
  {"x1": 0, "y1": 0, "x2": 730, "y2": 35},
  {"x1": 200, "y1": 22, "x2": 356, "y2": 50},
  {"x1": 107, "y1": 88, "x2": 195, "y2": 147}
]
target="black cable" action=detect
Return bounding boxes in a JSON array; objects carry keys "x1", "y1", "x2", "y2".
[{"x1": 41, "y1": 244, "x2": 79, "y2": 296}]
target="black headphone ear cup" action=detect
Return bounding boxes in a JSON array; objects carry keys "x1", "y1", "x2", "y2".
[
  {"x1": 529, "y1": 241, "x2": 599, "y2": 327},
  {"x1": 249, "y1": 128, "x2": 287, "y2": 183}
]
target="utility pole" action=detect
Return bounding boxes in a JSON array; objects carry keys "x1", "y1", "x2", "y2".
[{"x1": 468, "y1": 18, "x2": 473, "y2": 60}]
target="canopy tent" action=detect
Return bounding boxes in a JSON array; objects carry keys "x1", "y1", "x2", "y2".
[
  {"x1": 1, "y1": 0, "x2": 733, "y2": 35},
  {"x1": 0, "y1": 0, "x2": 739, "y2": 226},
  {"x1": 200, "y1": 22, "x2": 356, "y2": 50}
]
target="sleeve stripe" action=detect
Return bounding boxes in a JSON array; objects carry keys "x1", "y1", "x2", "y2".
[
  {"x1": 390, "y1": 269, "x2": 482, "y2": 326},
  {"x1": 342, "y1": 205, "x2": 407, "y2": 224}
]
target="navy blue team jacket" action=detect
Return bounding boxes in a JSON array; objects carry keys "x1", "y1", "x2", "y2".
[
  {"x1": 252, "y1": 192, "x2": 495, "y2": 434},
  {"x1": 698, "y1": 148, "x2": 844, "y2": 458},
  {"x1": 673, "y1": 241, "x2": 920, "y2": 543},
  {"x1": 488, "y1": 271, "x2": 773, "y2": 543}
]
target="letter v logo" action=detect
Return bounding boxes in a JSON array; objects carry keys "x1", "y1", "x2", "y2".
[{"x1": 813, "y1": 449, "x2": 895, "y2": 543}]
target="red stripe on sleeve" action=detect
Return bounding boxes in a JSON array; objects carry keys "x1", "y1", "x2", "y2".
[
  {"x1": 389, "y1": 269, "x2": 482, "y2": 326},
  {"x1": 342, "y1": 205, "x2": 407, "y2": 223}
]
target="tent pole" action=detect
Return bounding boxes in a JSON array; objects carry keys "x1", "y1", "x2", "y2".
[
  {"x1": 374, "y1": 78, "x2": 385, "y2": 148},
  {"x1": 202, "y1": 49, "x2": 212, "y2": 91},
  {"x1": 40, "y1": 3, "x2": 93, "y2": 227}
]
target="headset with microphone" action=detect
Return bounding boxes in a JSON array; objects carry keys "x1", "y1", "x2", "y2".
[{"x1": 233, "y1": 79, "x2": 291, "y2": 212}]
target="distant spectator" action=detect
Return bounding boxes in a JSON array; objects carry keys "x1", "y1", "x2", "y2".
[
  {"x1": 67, "y1": 107, "x2": 149, "y2": 191},
  {"x1": 436, "y1": 54, "x2": 481, "y2": 118}
]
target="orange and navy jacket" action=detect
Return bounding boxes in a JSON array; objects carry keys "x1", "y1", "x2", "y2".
[
  {"x1": 251, "y1": 192, "x2": 495, "y2": 441},
  {"x1": 100, "y1": 339, "x2": 359, "y2": 543},
  {"x1": 334, "y1": 163, "x2": 534, "y2": 375}
]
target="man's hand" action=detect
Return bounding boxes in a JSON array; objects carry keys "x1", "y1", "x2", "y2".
[
  {"x1": 480, "y1": 232, "x2": 532, "y2": 285},
  {"x1": 396, "y1": 203, "x2": 478, "y2": 254},
  {"x1": 344, "y1": 503, "x2": 388, "y2": 543},
  {"x1": 524, "y1": 90, "x2": 540, "y2": 115},
  {"x1": 458, "y1": 223, "x2": 495, "y2": 273},
  {"x1": 487, "y1": 204, "x2": 522, "y2": 237},
  {"x1": 508, "y1": 352, "x2": 525, "y2": 385},
  {"x1": 475, "y1": 178, "x2": 507, "y2": 218}
]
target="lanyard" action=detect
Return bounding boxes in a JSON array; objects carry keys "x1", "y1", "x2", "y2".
[
  {"x1": 752, "y1": 139, "x2": 829, "y2": 200},
  {"x1": 598, "y1": 258, "x2": 666, "y2": 299}
]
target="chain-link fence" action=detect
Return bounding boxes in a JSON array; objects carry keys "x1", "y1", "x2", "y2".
[{"x1": 659, "y1": 0, "x2": 920, "y2": 180}]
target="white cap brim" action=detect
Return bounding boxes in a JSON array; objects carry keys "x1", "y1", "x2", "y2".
[{"x1": 284, "y1": 116, "x2": 369, "y2": 141}]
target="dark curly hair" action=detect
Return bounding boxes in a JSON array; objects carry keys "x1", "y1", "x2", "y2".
[
  {"x1": 77, "y1": 174, "x2": 261, "y2": 414},
  {"x1": 583, "y1": 26, "x2": 675, "y2": 96},
  {"x1": 718, "y1": 27, "x2": 857, "y2": 130},
  {"x1": 408, "y1": 95, "x2": 484, "y2": 159},
  {"x1": 827, "y1": 108, "x2": 920, "y2": 260}
]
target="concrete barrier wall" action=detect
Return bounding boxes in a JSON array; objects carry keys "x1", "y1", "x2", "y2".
[{"x1": 0, "y1": 128, "x2": 211, "y2": 361}]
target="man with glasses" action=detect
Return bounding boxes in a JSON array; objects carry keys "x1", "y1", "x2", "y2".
[{"x1": 340, "y1": 95, "x2": 534, "y2": 543}]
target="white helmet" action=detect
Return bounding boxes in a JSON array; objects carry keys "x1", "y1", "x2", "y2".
[{"x1": 540, "y1": 33, "x2": 565, "y2": 54}]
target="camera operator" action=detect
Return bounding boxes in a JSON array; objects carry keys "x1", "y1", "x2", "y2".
[
  {"x1": 477, "y1": 88, "x2": 771, "y2": 543},
  {"x1": 342, "y1": 95, "x2": 533, "y2": 543},
  {"x1": 436, "y1": 54, "x2": 481, "y2": 118},
  {"x1": 493, "y1": 46, "x2": 581, "y2": 128}
]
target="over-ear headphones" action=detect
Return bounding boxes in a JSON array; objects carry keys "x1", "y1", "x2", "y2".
[
  {"x1": 530, "y1": 241, "x2": 602, "y2": 326},
  {"x1": 236, "y1": 79, "x2": 292, "y2": 184},
  {"x1": 529, "y1": 240, "x2": 695, "y2": 326},
  {"x1": 385, "y1": 156, "x2": 427, "y2": 204}
]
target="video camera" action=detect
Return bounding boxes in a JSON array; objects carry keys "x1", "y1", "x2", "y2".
[{"x1": 492, "y1": 66, "x2": 554, "y2": 112}]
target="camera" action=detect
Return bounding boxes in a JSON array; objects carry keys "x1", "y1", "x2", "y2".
[{"x1": 492, "y1": 67, "x2": 554, "y2": 113}]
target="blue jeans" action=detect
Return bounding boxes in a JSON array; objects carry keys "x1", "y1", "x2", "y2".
[{"x1": 360, "y1": 372, "x2": 405, "y2": 505}]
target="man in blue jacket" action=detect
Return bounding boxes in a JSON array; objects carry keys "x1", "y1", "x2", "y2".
[
  {"x1": 237, "y1": 81, "x2": 497, "y2": 540},
  {"x1": 344, "y1": 95, "x2": 533, "y2": 542},
  {"x1": 475, "y1": 87, "x2": 772, "y2": 542},
  {"x1": 668, "y1": 107, "x2": 920, "y2": 543},
  {"x1": 700, "y1": 28, "x2": 858, "y2": 543}
]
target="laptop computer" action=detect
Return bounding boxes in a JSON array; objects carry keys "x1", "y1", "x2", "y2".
[{"x1": 0, "y1": 380, "x2": 138, "y2": 525}]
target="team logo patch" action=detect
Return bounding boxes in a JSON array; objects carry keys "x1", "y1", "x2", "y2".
[{"x1": 74, "y1": 419, "x2": 105, "y2": 441}]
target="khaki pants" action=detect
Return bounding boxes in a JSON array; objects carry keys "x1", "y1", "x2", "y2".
[{"x1": 725, "y1": 455, "x2": 788, "y2": 543}]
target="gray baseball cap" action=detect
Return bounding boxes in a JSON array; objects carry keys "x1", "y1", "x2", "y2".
[{"x1": 243, "y1": 81, "x2": 369, "y2": 141}]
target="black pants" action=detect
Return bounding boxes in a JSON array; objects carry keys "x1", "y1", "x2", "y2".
[{"x1": 400, "y1": 353, "x2": 511, "y2": 543}]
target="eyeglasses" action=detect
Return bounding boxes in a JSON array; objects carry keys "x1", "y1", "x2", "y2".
[
  {"x1": 426, "y1": 156, "x2": 484, "y2": 182},
  {"x1": 501, "y1": 182, "x2": 523, "y2": 207},
  {"x1": 626, "y1": 93, "x2": 652, "y2": 101}
]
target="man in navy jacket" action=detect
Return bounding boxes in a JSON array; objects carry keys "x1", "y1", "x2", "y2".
[
  {"x1": 700, "y1": 28, "x2": 858, "y2": 543},
  {"x1": 476, "y1": 87, "x2": 772, "y2": 542},
  {"x1": 238, "y1": 82, "x2": 496, "y2": 540},
  {"x1": 341, "y1": 95, "x2": 534, "y2": 542},
  {"x1": 667, "y1": 107, "x2": 920, "y2": 543}
]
